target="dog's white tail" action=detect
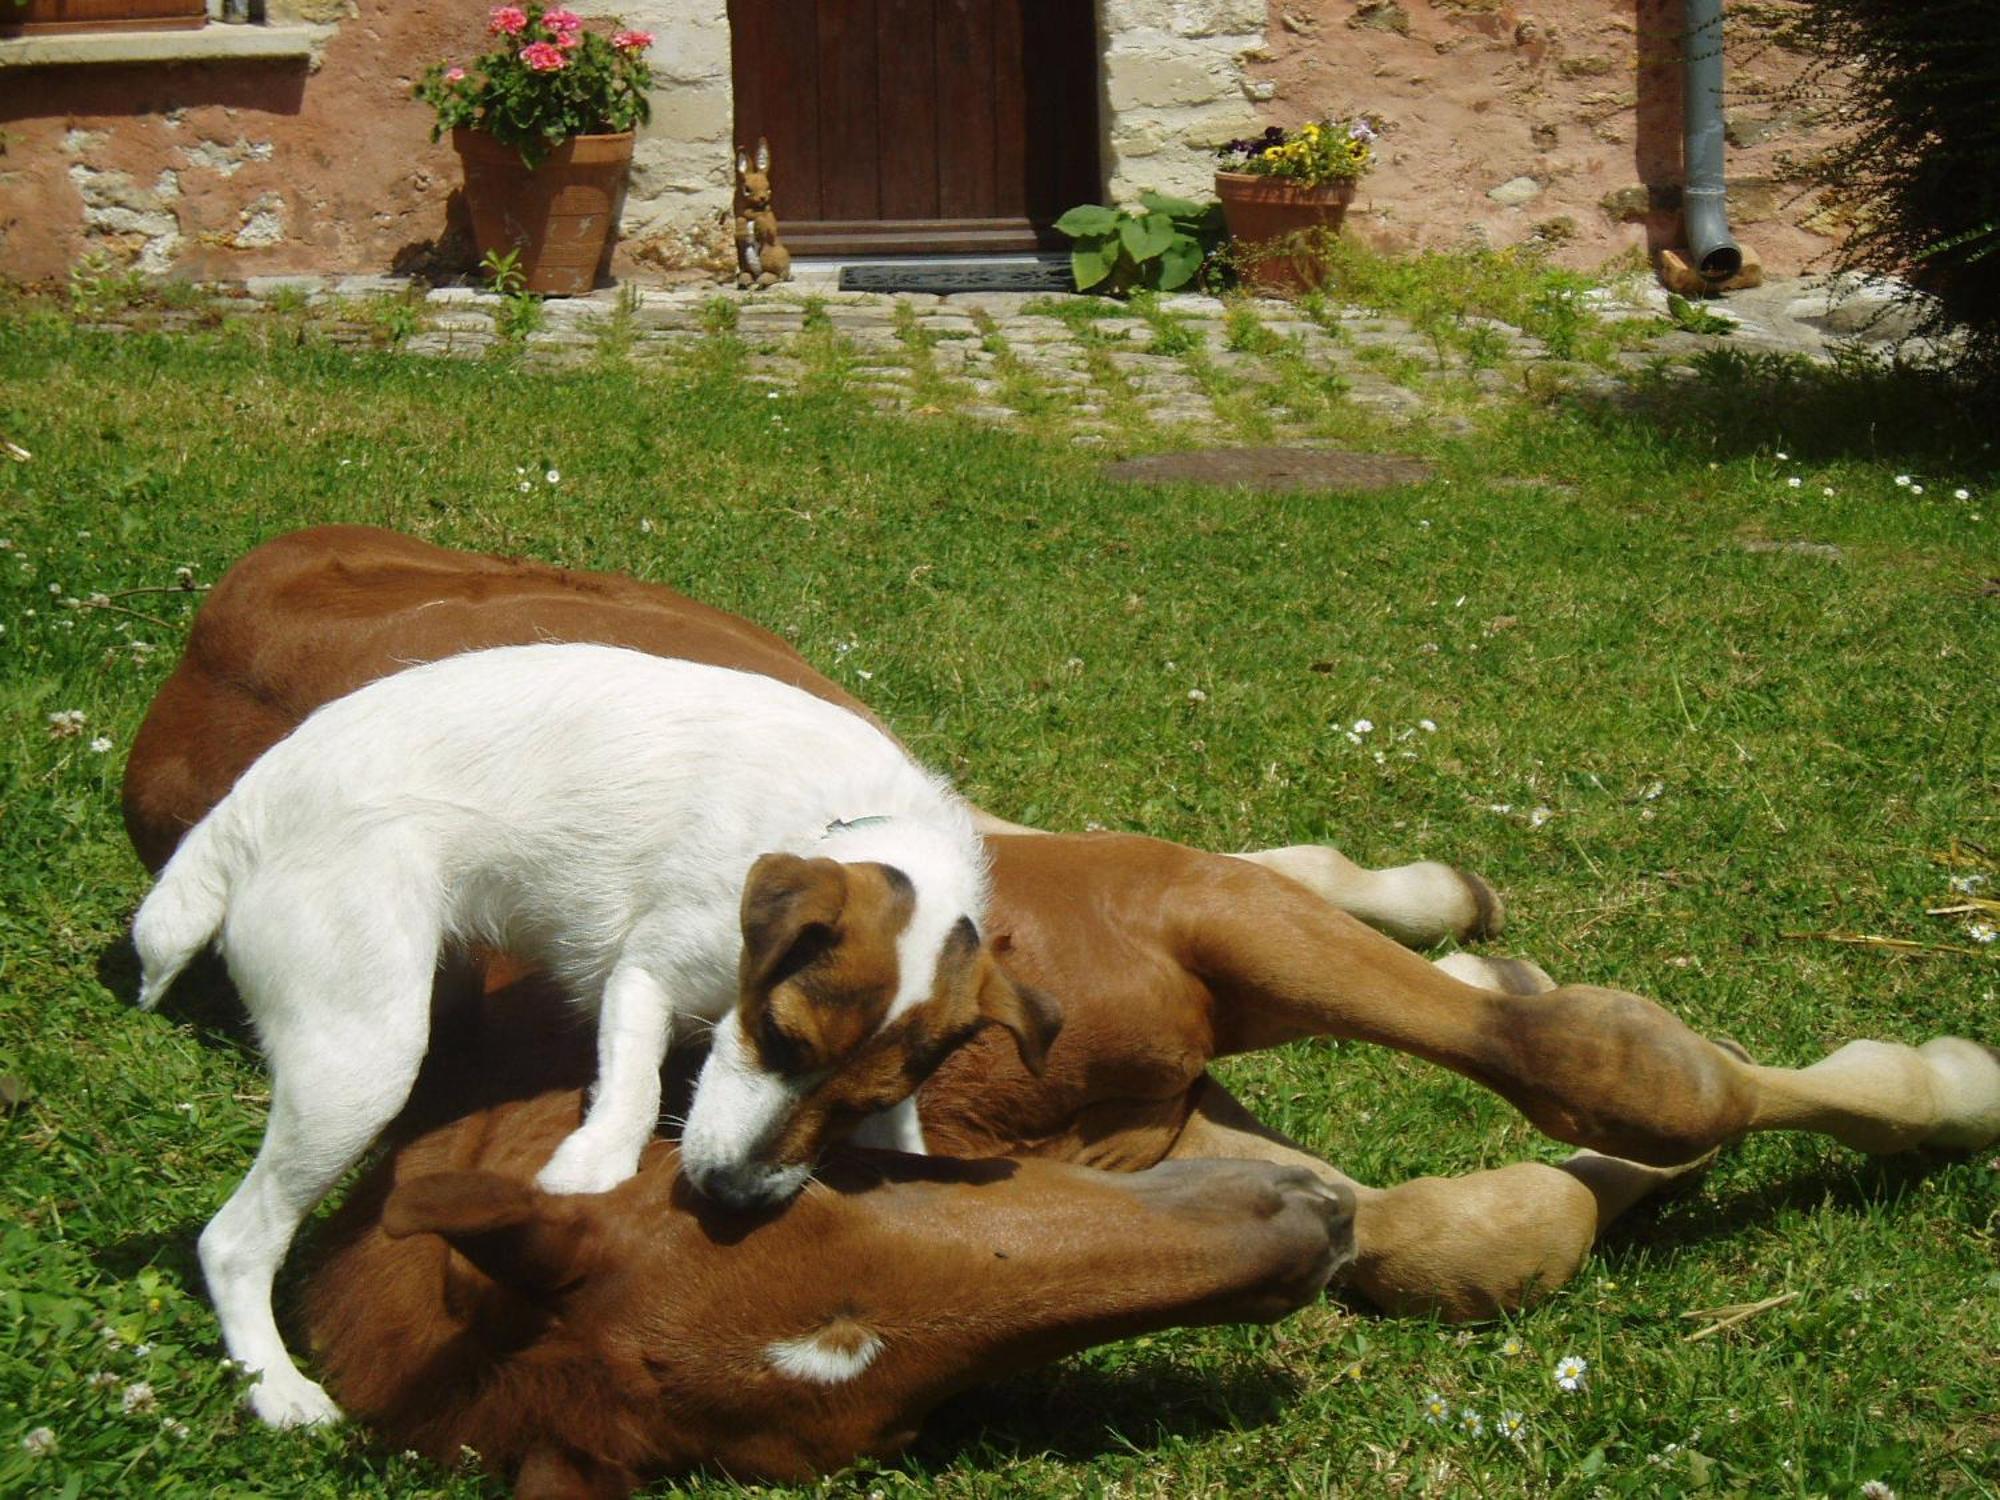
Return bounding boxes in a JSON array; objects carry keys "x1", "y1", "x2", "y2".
[{"x1": 132, "y1": 813, "x2": 236, "y2": 1010}]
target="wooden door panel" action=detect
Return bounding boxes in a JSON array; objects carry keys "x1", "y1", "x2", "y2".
[
  {"x1": 730, "y1": 0, "x2": 1099, "y2": 254},
  {"x1": 816, "y1": 0, "x2": 881, "y2": 222},
  {"x1": 935, "y1": 0, "x2": 997, "y2": 219},
  {"x1": 877, "y1": 0, "x2": 940, "y2": 221}
]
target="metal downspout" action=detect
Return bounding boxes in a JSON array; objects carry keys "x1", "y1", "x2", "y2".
[{"x1": 1683, "y1": 0, "x2": 1743, "y2": 282}]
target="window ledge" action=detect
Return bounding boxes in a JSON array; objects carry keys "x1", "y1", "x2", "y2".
[{"x1": 0, "y1": 22, "x2": 332, "y2": 68}]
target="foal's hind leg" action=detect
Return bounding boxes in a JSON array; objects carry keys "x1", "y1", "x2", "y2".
[
  {"x1": 967, "y1": 810, "x2": 1500, "y2": 947},
  {"x1": 1230, "y1": 844, "x2": 1503, "y2": 947},
  {"x1": 1176, "y1": 857, "x2": 2000, "y2": 1168},
  {"x1": 203, "y1": 868, "x2": 436, "y2": 1427}
]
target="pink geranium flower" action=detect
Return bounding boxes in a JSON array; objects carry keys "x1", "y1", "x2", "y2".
[
  {"x1": 519, "y1": 40, "x2": 568, "y2": 71},
  {"x1": 611, "y1": 28, "x2": 653, "y2": 52},
  {"x1": 488, "y1": 5, "x2": 527, "y2": 35},
  {"x1": 443, "y1": 65, "x2": 467, "y2": 83},
  {"x1": 542, "y1": 7, "x2": 583, "y2": 35}
]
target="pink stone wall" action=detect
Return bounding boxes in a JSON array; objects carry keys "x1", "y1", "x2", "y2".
[
  {"x1": 1247, "y1": 0, "x2": 1845, "y2": 275},
  {"x1": 0, "y1": 0, "x2": 1847, "y2": 285},
  {"x1": 0, "y1": 3, "x2": 477, "y2": 284}
]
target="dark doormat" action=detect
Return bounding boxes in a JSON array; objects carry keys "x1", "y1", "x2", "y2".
[
  {"x1": 838, "y1": 260, "x2": 1075, "y2": 295},
  {"x1": 1104, "y1": 447, "x2": 1436, "y2": 494}
]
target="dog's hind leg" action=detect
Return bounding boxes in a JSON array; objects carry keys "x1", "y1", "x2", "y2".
[
  {"x1": 535, "y1": 961, "x2": 673, "y2": 1196},
  {"x1": 201, "y1": 862, "x2": 438, "y2": 1427}
]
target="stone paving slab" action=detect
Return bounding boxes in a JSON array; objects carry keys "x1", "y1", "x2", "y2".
[{"x1": 72, "y1": 269, "x2": 1939, "y2": 446}]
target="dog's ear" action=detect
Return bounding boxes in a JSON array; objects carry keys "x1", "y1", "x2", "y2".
[
  {"x1": 383, "y1": 1171, "x2": 592, "y2": 1298},
  {"x1": 974, "y1": 960, "x2": 1064, "y2": 1076},
  {"x1": 741, "y1": 853, "x2": 848, "y2": 991}
]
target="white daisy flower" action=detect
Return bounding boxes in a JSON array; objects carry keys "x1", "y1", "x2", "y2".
[
  {"x1": 1459, "y1": 1406, "x2": 1484, "y2": 1437},
  {"x1": 1787, "y1": 476, "x2": 1802, "y2": 488},
  {"x1": 1895, "y1": 474, "x2": 1912, "y2": 487},
  {"x1": 1911, "y1": 484, "x2": 1925, "y2": 495},
  {"x1": 1553, "y1": 1353, "x2": 1588, "y2": 1391},
  {"x1": 1352, "y1": 718, "x2": 1373, "y2": 734},
  {"x1": 1496, "y1": 1410, "x2": 1526, "y2": 1440},
  {"x1": 545, "y1": 469, "x2": 560, "y2": 485},
  {"x1": 1421, "y1": 1390, "x2": 1450, "y2": 1425},
  {"x1": 1954, "y1": 488, "x2": 1971, "y2": 501},
  {"x1": 1499, "y1": 1335, "x2": 1523, "y2": 1357},
  {"x1": 89, "y1": 736, "x2": 113, "y2": 754}
]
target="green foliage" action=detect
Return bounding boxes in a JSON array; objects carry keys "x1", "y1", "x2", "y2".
[
  {"x1": 66, "y1": 254, "x2": 147, "y2": 320},
  {"x1": 1665, "y1": 292, "x2": 1735, "y2": 337},
  {"x1": 412, "y1": 4, "x2": 654, "y2": 168},
  {"x1": 1787, "y1": 0, "x2": 2000, "y2": 375},
  {"x1": 480, "y1": 248, "x2": 544, "y2": 341},
  {"x1": 1054, "y1": 193, "x2": 1225, "y2": 296}
]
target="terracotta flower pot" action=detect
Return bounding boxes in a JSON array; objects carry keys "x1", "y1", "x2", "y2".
[
  {"x1": 453, "y1": 129, "x2": 634, "y2": 297},
  {"x1": 1214, "y1": 170, "x2": 1358, "y2": 294}
]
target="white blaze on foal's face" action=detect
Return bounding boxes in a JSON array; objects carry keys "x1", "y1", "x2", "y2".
[{"x1": 678, "y1": 851, "x2": 1062, "y2": 1209}]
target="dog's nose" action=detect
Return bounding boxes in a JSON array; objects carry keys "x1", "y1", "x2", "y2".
[{"x1": 685, "y1": 1159, "x2": 811, "y2": 1211}]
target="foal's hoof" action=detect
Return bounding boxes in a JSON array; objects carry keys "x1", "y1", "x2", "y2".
[
  {"x1": 248, "y1": 1370, "x2": 343, "y2": 1429},
  {"x1": 1455, "y1": 868, "x2": 1505, "y2": 941}
]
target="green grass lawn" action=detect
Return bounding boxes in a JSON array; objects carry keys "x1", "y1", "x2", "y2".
[{"x1": 1, "y1": 290, "x2": 1996, "y2": 1498}]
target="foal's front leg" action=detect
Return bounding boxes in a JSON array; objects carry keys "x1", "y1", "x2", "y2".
[
  {"x1": 536, "y1": 963, "x2": 674, "y2": 1195},
  {"x1": 1165, "y1": 1076, "x2": 1704, "y2": 1322}
]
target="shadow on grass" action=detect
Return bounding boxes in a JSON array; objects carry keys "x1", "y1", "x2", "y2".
[
  {"x1": 95, "y1": 938, "x2": 259, "y2": 1054},
  {"x1": 1602, "y1": 1148, "x2": 1961, "y2": 1260},
  {"x1": 1585, "y1": 346, "x2": 2000, "y2": 475},
  {"x1": 907, "y1": 1352, "x2": 1302, "y2": 1470}
]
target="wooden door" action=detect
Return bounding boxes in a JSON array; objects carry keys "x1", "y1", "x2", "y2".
[{"x1": 729, "y1": 0, "x2": 1100, "y2": 255}]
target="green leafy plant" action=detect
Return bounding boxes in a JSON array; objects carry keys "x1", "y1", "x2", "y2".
[
  {"x1": 481, "y1": 248, "x2": 544, "y2": 340},
  {"x1": 1055, "y1": 192, "x2": 1224, "y2": 295},
  {"x1": 1787, "y1": 0, "x2": 2000, "y2": 377},
  {"x1": 1216, "y1": 118, "x2": 1378, "y2": 188},
  {"x1": 413, "y1": 4, "x2": 654, "y2": 168},
  {"x1": 1666, "y1": 292, "x2": 1734, "y2": 336}
]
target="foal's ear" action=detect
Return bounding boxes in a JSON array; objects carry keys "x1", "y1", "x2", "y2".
[
  {"x1": 383, "y1": 1171, "x2": 592, "y2": 1298},
  {"x1": 975, "y1": 961, "x2": 1064, "y2": 1076},
  {"x1": 740, "y1": 853, "x2": 848, "y2": 990}
]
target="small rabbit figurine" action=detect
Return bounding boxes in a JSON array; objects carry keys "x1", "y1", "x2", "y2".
[{"x1": 735, "y1": 138, "x2": 792, "y2": 289}]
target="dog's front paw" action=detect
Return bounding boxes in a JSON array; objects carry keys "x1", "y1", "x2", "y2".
[
  {"x1": 247, "y1": 1368, "x2": 343, "y2": 1429},
  {"x1": 535, "y1": 1134, "x2": 638, "y2": 1196}
]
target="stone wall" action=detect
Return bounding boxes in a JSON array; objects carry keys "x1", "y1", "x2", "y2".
[
  {"x1": 1241, "y1": 0, "x2": 1846, "y2": 273},
  {"x1": 0, "y1": 0, "x2": 1846, "y2": 284}
]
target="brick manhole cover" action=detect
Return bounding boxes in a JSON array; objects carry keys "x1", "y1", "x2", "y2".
[{"x1": 1103, "y1": 447, "x2": 1435, "y2": 494}]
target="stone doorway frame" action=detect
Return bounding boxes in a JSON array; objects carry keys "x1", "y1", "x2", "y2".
[{"x1": 616, "y1": 0, "x2": 1269, "y2": 266}]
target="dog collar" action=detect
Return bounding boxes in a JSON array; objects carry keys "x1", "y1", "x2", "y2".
[{"x1": 821, "y1": 814, "x2": 895, "y2": 840}]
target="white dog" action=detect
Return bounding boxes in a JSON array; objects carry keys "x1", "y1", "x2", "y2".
[{"x1": 133, "y1": 643, "x2": 1059, "y2": 1428}]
